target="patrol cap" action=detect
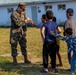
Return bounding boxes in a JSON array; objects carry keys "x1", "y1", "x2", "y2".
[{"x1": 18, "y1": 2, "x2": 26, "y2": 10}]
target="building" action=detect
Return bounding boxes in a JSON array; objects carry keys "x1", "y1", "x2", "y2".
[{"x1": 0, "y1": 0, "x2": 76, "y2": 26}]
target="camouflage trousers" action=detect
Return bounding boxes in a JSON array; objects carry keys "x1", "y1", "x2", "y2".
[{"x1": 10, "y1": 32, "x2": 27, "y2": 57}]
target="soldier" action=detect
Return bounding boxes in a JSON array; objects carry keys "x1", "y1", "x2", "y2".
[{"x1": 10, "y1": 2, "x2": 34, "y2": 64}]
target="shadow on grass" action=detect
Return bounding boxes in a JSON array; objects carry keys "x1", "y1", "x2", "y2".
[
  {"x1": 0, "y1": 61, "x2": 71, "y2": 75},
  {"x1": 0, "y1": 61, "x2": 42, "y2": 75}
]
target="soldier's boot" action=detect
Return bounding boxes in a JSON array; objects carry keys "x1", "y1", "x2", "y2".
[
  {"x1": 23, "y1": 55, "x2": 31, "y2": 63},
  {"x1": 12, "y1": 56, "x2": 18, "y2": 65}
]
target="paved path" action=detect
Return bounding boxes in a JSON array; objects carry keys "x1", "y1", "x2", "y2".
[{"x1": 0, "y1": 52, "x2": 30, "y2": 57}]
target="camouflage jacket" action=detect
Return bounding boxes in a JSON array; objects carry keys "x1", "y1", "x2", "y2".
[{"x1": 10, "y1": 10, "x2": 27, "y2": 34}]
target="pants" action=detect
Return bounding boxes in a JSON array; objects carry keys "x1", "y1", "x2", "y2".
[
  {"x1": 43, "y1": 41, "x2": 57, "y2": 68},
  {"x1": 69, "y1": 51, "x2": 76, "y2": 73},
  {"x1": 10, "y1": 32, "x2": 27, "y2": 57}
]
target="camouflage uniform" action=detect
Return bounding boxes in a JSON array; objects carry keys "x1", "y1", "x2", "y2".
[{"x1": 10, "y1": 9, "x2": 27, "y2": 57}]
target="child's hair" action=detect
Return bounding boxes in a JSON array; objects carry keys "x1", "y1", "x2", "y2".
[
  {"x1": 64, "y1": 28, "x2": 73, "y2": 35},
  {"x1": 42, "y1": 14, "x2": 47, "y2": 20},
  {"x1": 66, "y1": 8, "x2": 74, "y2": 16},
  {"x1": 46, "y1": 10, "x2": 53, "y2": 20},
  {"x1": 52, "y1": 17, "x2": 56, "y2": 22}
]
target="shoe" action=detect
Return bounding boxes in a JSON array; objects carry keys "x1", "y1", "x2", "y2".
[
  {"x1": 40, "y1": 63, "x2": 43, "y2": 66},
  {"x1": 50, "y1": 68, "x2": 58, "y2": 73},
  {"x1": 12, "y1": 57, "x2": 18, "y2": 65},
  {"x1": 40, "y1": 69, "x2": 49, "y2": 73},
  {"x1": 24, "y1": 60, "x2": 31, "y2": 63},
  {"x1": 71, "y1": 73, "x2": 75, "y2": 75},
  {"x1": 66, "y1": 69, "x2": 70, "y2": 71},
  {"x1": 56, "y1": 64, "x2": 63, "y2": 67},
  {"x1": 12, "y1": 62, "x2": 18, "y2": 65}
]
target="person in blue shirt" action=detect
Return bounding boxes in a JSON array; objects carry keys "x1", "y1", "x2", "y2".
[
  {"x1": 40, "y1": 14, "x2": 47, "y2": 66},
  {"x1": 51, "y1": 28, "x2": 76, "y2": 74},
  {"x1": 40, "y1": 14, "x2": 47, "y2": 42},
  {"x1": 41, "y1": 10, "x2": 61, "y2": 73}
]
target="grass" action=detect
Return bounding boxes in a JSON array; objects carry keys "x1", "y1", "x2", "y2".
[{"x1": 0, "y1": 27, "x2": 72, "y2": 75}]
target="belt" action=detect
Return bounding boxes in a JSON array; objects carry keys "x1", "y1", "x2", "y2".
[{"x1": 45, "y1": 40, "x2": 55, "y2": 45}]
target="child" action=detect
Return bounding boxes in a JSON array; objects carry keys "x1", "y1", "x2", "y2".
[
  {"x1": 51, "y1": 28, "x2": 76, "y2": 74},
  {"x1": 40, "y1": 14, "x2": 47, "y2": 66},
  {"x1": 40, "y1": 14, "x2": 47, "y2": 42},
  {"x1": 56, "y1": 27, "x2": 63, "y2": 67},
  {"x1": 40, "y1": 10, "x2": 60, "y2": 73},
  {"x1": 52, "y1": 16, "x2": 63, "y2": 67},
  {"x1": 56, "y1": 37, "x2": 63, "y2": 67}
]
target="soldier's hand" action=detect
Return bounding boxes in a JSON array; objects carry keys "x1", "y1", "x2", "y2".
[
  {"x1": 25, "y1": 17, "x2": 34, "y2": 24},
  {"x1": 22, "y1": 31, "x2": 26, "y2": 36}
]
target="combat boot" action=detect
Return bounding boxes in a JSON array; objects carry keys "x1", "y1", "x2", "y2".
[
  {"x1": 23, "y1": 55, "x2": 31, "y2": 63},
  {"x1": 12, "y1": 56, "x2": 18, "y2": 65}
]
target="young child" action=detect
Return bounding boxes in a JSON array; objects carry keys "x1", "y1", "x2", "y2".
[
  {"x1": 52, "y1": 16, "x2": 63, "y2": 67},
  {"x1": 40, "y1": 14, "x2": 47, "y2": 66},
  {"x1": 56, "y1": 37, "x2": 63, "y2": 67},
  {"x1": 40, "y1": 10, "x2": 60, "y2": 73},
  {"x1": 40, "y1": 15, "x2": 62, "y2": 68},
  {"x1": 51, "y1": 28, "x2": 76, "y2": 74},
  {"x1": 40, "y1": 14, "x2": 47, "y2": 42}
]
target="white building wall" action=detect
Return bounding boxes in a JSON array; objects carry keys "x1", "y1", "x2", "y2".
[
  {"x1": 0, "y1": 7, "x2": 8, "y2": 26},
  {"x1": 0, "y1": 1, "x2": 76, "y2": 26},
  {"x1": 55, "y1": 1, "x2": 76, "y2": 25},
  {"x1": 37, "y1": 4, "x2": 45, "y2": 25},
  {"x1": 26, "y1": 4, "x2": 45, "y2": 26},
  {"x1": 25, "y1": 5, "x2": 32, "y2": 19},
  {"x1": 66, "y1": 2, "x2": 76, "y2": 19},
  {"x1": 0, "y1": 6, "x2": 17, "y2": 26}
]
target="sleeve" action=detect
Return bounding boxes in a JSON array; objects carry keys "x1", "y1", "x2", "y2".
[
  {"x1": 72, "y1": 37, "x2": 76, "y2": 47},
  {"x1": 22, "y1": 23, "x2": 27, "y2": 31},
  {"x1": 42, "y1": 23, "x2": 46, "y2": 27},
  {"x1": 11, "y1": 12, "x2": 25, "y2": 26},
  {"x1": 55, "y1": 22, "x2": 58, "y2": 29},
  {"x1": 54, "y1": 33, "x2": 66, "y2": 41}
]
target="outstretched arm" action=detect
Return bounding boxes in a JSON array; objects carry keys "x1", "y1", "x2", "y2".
[
  {"x1": 50, "y1": 31, "x2": 66, "y2": 40},
  {"x1": 25, "y1": 17, "x2": 37, "y2": 27}
]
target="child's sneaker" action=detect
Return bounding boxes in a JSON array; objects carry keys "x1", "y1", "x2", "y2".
[
  {"x1": 40, "y1": 68, "x2": 49, "y2": 73},
  {"x1": 71, "y1": 73, "x2": 75, "y2": 75},
  {"x1": 50, "y1": 68, "x2": 58, "y2": 73},
  {"x1": 56, "y1": 64, "x2": 63, "y2": 67}
]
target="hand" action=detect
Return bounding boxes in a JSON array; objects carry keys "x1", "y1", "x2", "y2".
[
  {"x1": 22, "y1": 31, "x2": 26, "y2": 36},
  {"x1": 50, "y1": 31, "x2": 55, "y2": 35},
  {"x1": 25, "y1": 17, "x2": 34, "y2": 24}
]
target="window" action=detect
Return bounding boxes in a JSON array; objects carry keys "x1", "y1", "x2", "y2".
[
  {"x1": 58, "y1": 4, "x2": 66, "y2": 11},
  {"x1": 45, "y1": 5, "x2": 52, "y2": 11},
  {"x1": 7, "y1": 8, "x2": 13, "y2": 13}
]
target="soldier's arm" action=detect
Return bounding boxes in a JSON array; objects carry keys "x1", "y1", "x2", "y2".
[
  {"x1": 25, "y1": 17, "x2": 37, "y2": 27},
  {"x1": 11, "y1": 12, "x2": 25, "y2": 26}
]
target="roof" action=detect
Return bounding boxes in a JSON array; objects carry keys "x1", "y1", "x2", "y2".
[
  {"x1": 0, "y1": 0, "x2": 75, "y2": 4},
  {"x1": 0, "y1": 0, "x2": 75, "y2": 6}
]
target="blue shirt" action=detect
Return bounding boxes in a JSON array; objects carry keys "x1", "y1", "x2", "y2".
[
  {"x1": 55, "y1": 34, "x2": 76, "y2": 53},
  {"x1": 43, "y1": 21, "x2": 58, "y2": 42}
]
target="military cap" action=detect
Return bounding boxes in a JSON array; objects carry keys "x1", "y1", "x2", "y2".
[{"x1": 18, "y1": 2, "x2": 26, "y2": 10}]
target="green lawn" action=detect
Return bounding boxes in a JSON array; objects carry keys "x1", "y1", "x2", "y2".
[{"x1": 0, "y1": 27, "x2": 72, "y2": 75}]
